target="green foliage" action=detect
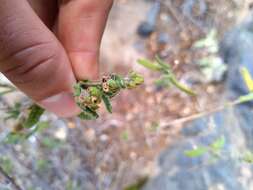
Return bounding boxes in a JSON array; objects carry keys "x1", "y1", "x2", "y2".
[
  {"x1": 124, "y1": 177, "x2": 148, "y2": 190},
  {"x1": 4, "y1": 102, "x2": 21, "y2": 121},
  {"x1": 102, "y1": 94, "x2": 112, "y2": 113},
  {"x1": 23, "y1": 105, "x2": 45, "y2": 129},
  {"x1": 26, "y1": 121, "x2": 50, "y2": 138},
  {"x1": 78, "y1": 107, "x2": 99, "y2": 120},
  {"x1": 242, "y1": 151, "x2": 253, "y2": 164},
  {"x1": 75, "y1": 72, "x2": 144, "y2": 120},
  {"x1": 184, "y1": 147, "x2": 208, "y2": 158},
  {"x1": 185, "y1": 136, "x2": 225, "y2": 158},
  {"x1": 234, "y1": 67, "x2": 253, "y2": 104},
  {"x1": 0, "y1": 84, "x2": 16, "y2": 96},
  {"x1": 138, "y1": 56, "x2": 196, "y2": 96},
  {"x1": 36, "y1": 159, "x2": 51, "y2": 172},
  {"x1": 4, "y1": 132, "x2": 25, "y2": 144},
  {"x1": 0, "y1": 156, "x2": 13, "y2": 175},
  {"x1": 66, "y1": 180, "x2": 82, "y2": 190},
  {"x1": 137, "y1": 59, "x2": 162, "y2": 71},
  {"x1": 41, "y1": 137, "x2": 63, "y2": 149},
  {"x1": 210, "y1": 136, "x2": 225, "y2": 153},
  {"x1": 241, "y1": 67, "x2": 253, "y2": 92},
  {"x1": 193, "y1": 29, "x2": 218, "y2": 53},
  {"x1": 4, "y1": 122, "x2": 50, "y2": 144},
  {"x1": 237, "y1": 93, "x2": 253, "y2": 104}
]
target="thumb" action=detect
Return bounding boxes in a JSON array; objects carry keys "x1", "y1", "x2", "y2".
[
  {"x1": 57, "y1": 0, "x2": 113, "y2": 80},
  {"x1": 0, "y1": 0, "x2": 80, "y2": 117}
]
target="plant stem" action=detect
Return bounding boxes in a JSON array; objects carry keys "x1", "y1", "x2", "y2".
[{"x1": 160, "y1": 99, "x2": 242, "y2": 128}]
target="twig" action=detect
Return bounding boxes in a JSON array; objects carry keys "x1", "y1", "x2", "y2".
[
  {"x1": 0, "y1": 165, "x2": 23, "y2": 190},
  {"x1": 160, "y1": 99, "x2": 241, "y2": 129}
]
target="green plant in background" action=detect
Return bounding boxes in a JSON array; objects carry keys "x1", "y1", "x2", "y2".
[
  {"x1": 138, "y1": 56, "x2": 196, "y2": 96},
  {"x1": 184, "y1": 67, "x2": 253, "y2": 163},
  {"x1": 124, "y1": 177, "x2": 148, "y2": 190},
  {"x1": 193, "y1": 29, "x2": 227, "y2": 83},
  {"x1": 0, "y1": 71, "x2": 144, "y2": 144},
  {"x1": 0, "y1": 156, "x2": 13, "y2": 175},
  {"x1": 185, "y1": 136, "x2": 225, "y2": 158}
]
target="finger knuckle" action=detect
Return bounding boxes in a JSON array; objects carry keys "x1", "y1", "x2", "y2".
[{"x1": 2, "y1": 40, "x2": 60, "y2": 84}]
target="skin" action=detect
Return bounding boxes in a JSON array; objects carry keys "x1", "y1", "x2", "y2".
[{"x1": 0, "y1": 0, "x2": 113, "y2": 117}]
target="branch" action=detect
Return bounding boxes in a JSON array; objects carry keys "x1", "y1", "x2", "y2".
[{"x1": 160, "y1": 98, "x2": 244, "y2": 129}]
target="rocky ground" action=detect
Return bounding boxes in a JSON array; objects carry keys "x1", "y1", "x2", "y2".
[{"x1": 0, "y1": 0, "x2": 253, "y2": 190}]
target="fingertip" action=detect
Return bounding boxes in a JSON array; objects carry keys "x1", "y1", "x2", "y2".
[{"x1": 69, "y1": 51, "x2": 99, "y2": 80}]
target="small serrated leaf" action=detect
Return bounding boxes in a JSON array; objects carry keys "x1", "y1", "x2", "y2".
[
  {"x1": 23, "y1": 104, "x2": 45, "y2": 129},
  {"x1": 184, "y1": 146, "x2": 208, "y2": 158},
  {"x1": 78, "y1": 108, "x2": 99, "y2": 120},
  {"x1": 102, "y1": 94, "x2": 112, "y2": 113},
  {"x1": 73, "y1": 83, "x2": 82, "y2": 96}
]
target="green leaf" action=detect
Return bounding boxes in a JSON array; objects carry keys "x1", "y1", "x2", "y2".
[
  {"x1": 102, "y1": 94, "x2": 112, "y2": 113},
  {"x1": 73, "y1": 83, "x2": 82, "y2": 96},
  {"x1": 41, "y1": 137, "x2": 63, "y2": 149},
  {"x1": 78, "y1": 108, "x2": 99, "y2": 120},
  {"x1": 241, "y1": 67, "x2": 253, "y2": 92},
  {"x1": 155, "y1": 56, "x2": 171, "y2": 71},
  {"x1": 4, "y1": 102, "x2": 21, "y2": 121},
  {"x1": 137, "y1": 59, "x2": 162, "y2": 71},
  {"x1": 129, "y1": 71, "x2": 145, "y2": 86},
  {"x1": 112, "y1": 74, "x2": 127, "y2": 89},
  {"x1": 210, "y1": 136, "x2": 225, "y2": 152},
  {"x1": 0, "y1": 157, "x2": 13, "y2": 175},
  {"x1": 237, "y1": 93, "x2": 253, "y2": 104},
  {"x1": 242, "y1": 151, "x2": 253, "y2": 163},
  {"x1": 25, "y1": 121, "x2": 50, "y2": 139},
  {"x1": 4, "y1": 132, "x2": 25, "y2": 144},
  {"x1": 184, "y1": 146, "x2": 208, "y2": 158},
  {"x1": 193, "y1": 29, "x2": 218, "y2": 53},
  {"x1": 169, "y1": 75, "x2": 197, "y2": 96},
  {"x1": 36, "y1": 159, "x2": 51, "y2": 172},
  {"x1": 23, "y1": 104, "x2": 45, "y2": 129},
  {"x1": 124, "y1": 177, "x2": 148, "y2": 190}
]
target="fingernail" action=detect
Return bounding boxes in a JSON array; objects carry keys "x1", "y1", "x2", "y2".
[
  {"x1": 69, "y1": 52, "x2": 99, "y2": 80},
  {"x1": 38, "y1": 92, "x2": 81, "y2": 118}
]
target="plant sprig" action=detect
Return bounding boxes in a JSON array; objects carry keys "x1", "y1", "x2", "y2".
[
  {"x1": 138, "y1": 56, "x2": 196, "y2": 96},
  {"x1": 1, "y1": 72, "x2": 144, "y2": 143},
  {"x1": 74, "y1": 71, "x2": 144, "y2": 120}
]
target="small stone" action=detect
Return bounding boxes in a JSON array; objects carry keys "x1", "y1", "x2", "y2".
[
  {"x1": 100, "y1": 134, "x2": 109, "y2": 142},
  {"x1": 137, "y1": 22, "x2": 155, "y2": 37}
]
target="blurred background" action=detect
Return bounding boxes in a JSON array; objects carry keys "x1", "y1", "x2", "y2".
[{"x1": 1, "y1": 0, "x2": 253, "y2": 189}]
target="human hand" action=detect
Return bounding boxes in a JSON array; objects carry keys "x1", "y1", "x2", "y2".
[{"x1": 0, "y1": 0, "x2": 113, "y2": 117}]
